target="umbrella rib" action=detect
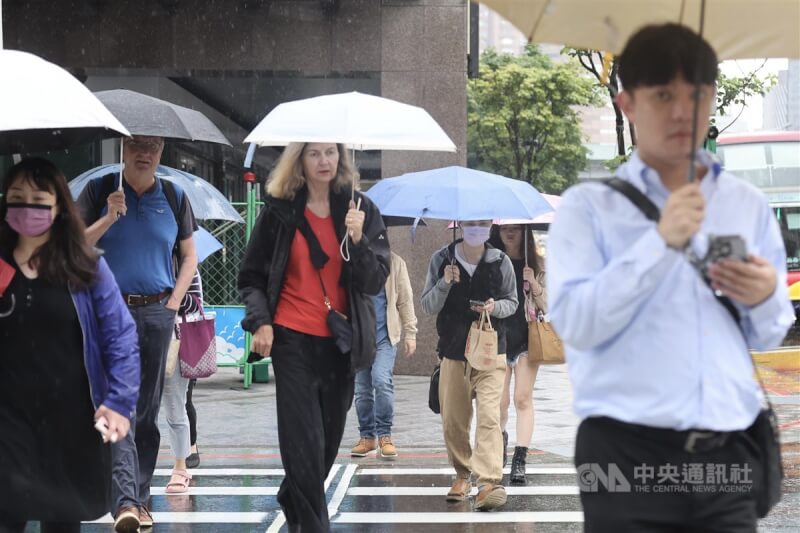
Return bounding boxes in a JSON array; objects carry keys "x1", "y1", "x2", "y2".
[{"x1": 529, "y1": 0, "x2": 551, "y2": 40}]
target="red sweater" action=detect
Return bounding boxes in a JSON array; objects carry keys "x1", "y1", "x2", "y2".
[{"x1": 273, "y1": 208, "x2": 347, "y2": 337}]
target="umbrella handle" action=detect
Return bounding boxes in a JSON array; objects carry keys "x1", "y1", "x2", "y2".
[
  {"x1": 116, "y1": 139, "x2": 125, "y2": 218},
  {"x1": 340, "y1": 196, "x2": 362, "y2": 262},
  {"x1": 524, "y1": 226, "x2": 529, "y2": 265}
]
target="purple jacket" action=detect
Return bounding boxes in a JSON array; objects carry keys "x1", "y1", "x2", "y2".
[{"x1": 70, "y1": 257, "x2": 140, "y2": 418}]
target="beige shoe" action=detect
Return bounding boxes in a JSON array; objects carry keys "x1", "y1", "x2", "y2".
[
  {"x1": 446, "y1": 477, "x2": 471, "y2": 502},
  {"x1": 474, "y1": 484, "x2": 507, "y2": 511},
  {"x1": 378, "y1": 435, "x2": 398, "y2": 459},
  {"x1": 113, "y1": 506, "x2": 140, "y2": 532},
  {"x1": 351, "y1": 436, "x2": 377, "y2": 457},
  {"x1": 139, "y1": 504, "x2": 154, "y2": 528}
]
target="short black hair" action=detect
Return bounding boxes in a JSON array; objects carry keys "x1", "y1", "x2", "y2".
[{"x1": 617, "y1": 23, "x2": 718, "y2": 91}]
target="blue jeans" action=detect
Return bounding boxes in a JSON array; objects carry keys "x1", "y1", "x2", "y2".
[
  {"x1": 111, "y1": 299, "x2": 175, "y2": 512},
  {"x1": 354, "y1": 339, "x2": 397, "y2": 438}
]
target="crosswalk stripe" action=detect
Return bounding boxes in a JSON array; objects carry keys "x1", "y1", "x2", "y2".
[
  {"x1": 357, "y1": 467, "x2": 577, "y2": 475},
  {"x1": 88, "y1": 512, "x2": 269, "y2": 524},
  {"x1": 265, "y1": 464, "x2": 342, "y2": 533},
  {"x1": 347, "y1": 485, "x2": 580, "y2": 496},
  {"x1": 334, "y1": 511, "x2": 585, "y2": 523},
  {"x1": 152, "y1": 487, "x2": 279, "y2": 496},
  {"x1": 154, "y1": 468, "x2": 284, "y2": 476},
  {"x1": 328, "y1": 464, "x2": 358, "y2": 515}
]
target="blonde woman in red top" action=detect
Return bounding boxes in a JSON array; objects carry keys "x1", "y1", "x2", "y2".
[{"x1": 238, "y1": 142, "x2": 390, "y2": 532}]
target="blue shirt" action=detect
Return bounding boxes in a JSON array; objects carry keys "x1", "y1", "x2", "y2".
[
  {"x1": 97, "y1": 179, "x2": 179, "y2": 295},
  {"x1": 547, "y1": 150, "x2": 795, "y2": 432},
  {"x1": 372, "y1": 287, "x2": 390, "y2": 345}
]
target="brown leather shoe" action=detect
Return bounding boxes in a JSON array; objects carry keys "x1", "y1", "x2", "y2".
[
  {"x1": 446, "y1": 477, "x2": 471, "y2": 502},
  {"x1": 113, "y1": 506, "x2": 140, "y2": 532},
  {"x1": 378, "y1": 435, "x2": 398, "y2": 459},
  {"x1": 139, "y1": 504, "x2": 154, "y2": 528},
  {"x1": 351, "y1": 437, "x2": 377, "y2": 457},
  {"x1": 474, "y1": 484, "x2": 507, "y2": 511}
]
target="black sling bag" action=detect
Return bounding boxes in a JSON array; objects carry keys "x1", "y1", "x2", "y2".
[{"x1": 603, "y1": 177, "x2": 783, "y2": 518}]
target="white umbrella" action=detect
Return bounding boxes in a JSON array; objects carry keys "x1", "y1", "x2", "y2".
[
  {"x1": 480, "y1": 0, "x2": 800, "y2": 60},
  {"x1": 244, "y1": 91, "x2": 456, "y2": 152},
  {"x1": 0, "y1": 50, "x2": 130, "y2": 155}
]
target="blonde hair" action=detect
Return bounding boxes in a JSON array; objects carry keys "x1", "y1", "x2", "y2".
[{"x1": 266, "y1": 142, "x2": 359, "y2": 199}]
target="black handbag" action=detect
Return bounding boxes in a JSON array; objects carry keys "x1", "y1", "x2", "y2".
[
  {"x1": 603, "y1": 177, "x2": 783, "y2": 517},
  {"x1": 297, "y1": 215, "x2": 353, "y2": 354},
  {"x1": 324, "y1": 296, "x2": 353, "y2": 354},
  {"x1": 745, "y1": 405, "x2": 783, "y2": 518},
  {"x1": 428, "y1": 363, "x2": 441, "y2": 414}
]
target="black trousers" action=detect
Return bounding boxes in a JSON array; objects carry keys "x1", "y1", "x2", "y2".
[
  {"x1": 0, "y1": 521, "x2": 79, "y2": 533},
  {"x1": 271, "y1": 325, "x2": 354, "y2": 533},
  {"x1": 186, "y1": 378, "x2": 197, "y2": 446},
  {"x1": 575, "y1": 417, "x2": 759, "y2": 533}
]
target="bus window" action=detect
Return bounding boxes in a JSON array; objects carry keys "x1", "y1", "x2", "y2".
[
  {"x1": 718, "y1": 143, "x2": 771, "y2": 187},
  {"x1": 771, "y1": 143, "x2": 800, "y2": 188},
  {"x1": 784, "y1": 207, "x2": 800, "y2": 271}
]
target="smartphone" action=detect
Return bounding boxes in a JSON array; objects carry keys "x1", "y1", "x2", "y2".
[
  {"x1": 705, "y1": 235, "x2": 748, "y2": 266},
  {"x1": 469, "y1": 299, "x2": 485, "y2": 308}
]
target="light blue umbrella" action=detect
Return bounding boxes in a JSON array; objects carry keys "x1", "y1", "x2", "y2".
[
  {"x1": 195, "y1": 227, "x2": 223, "y2": 263},
  {"x1": 69, "y1": 164, "x2": 244, "y2": 223},
  {"x1": 365, "y1": 166, "x2": 553, "y2": 222}
]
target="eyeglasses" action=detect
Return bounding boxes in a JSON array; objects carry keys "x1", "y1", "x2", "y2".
[{"x1": 124, "y1": 140, "x2": 164, "y2": 153}]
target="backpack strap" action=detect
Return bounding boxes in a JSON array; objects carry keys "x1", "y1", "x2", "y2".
[
  {"x1": 159, "y1": 178, "x2": 182, "y2": 224},
  {"x1": 92, "y1": 173, "x2": 119, "y2": 221},
  {"x1": 600, "y1": 178, "x2": 741, "y2": 326}
]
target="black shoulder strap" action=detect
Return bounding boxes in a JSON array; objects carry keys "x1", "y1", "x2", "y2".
[
  {"x1": 93, "y1": 173, "x2": 119, "y2": 221},
  {"x1": 603, "y1": 177, "x2": 660, "y2": 222},
  {"x1": 600, "y1": 178, "x2": 741, "y2": 326},
  {"x1": 296, "y1": 215, "x2": 329, "y2": 270},
  {"x1": 159, "y1": 178, "x2": 181, "y2": 223}
]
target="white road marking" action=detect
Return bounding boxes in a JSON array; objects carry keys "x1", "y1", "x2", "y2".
[
  {"x1": 346, "y1": 485, "x2": 580, "y2": 496},
  {"x1": 334, "y1": 511, "x2": 585, "y2": 523}
]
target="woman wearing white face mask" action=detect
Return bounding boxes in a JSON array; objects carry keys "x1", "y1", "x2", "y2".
[{"x1": 420, "y1": 219, "x2": 519, "y2": 512}]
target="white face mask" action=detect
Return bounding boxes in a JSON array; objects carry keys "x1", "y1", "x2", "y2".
[{"x1": 462, "y1": 226, "x2": 491, "y2": 247}]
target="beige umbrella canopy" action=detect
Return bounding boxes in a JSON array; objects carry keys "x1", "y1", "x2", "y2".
[{"x1": 480, "y1": 0, "x2": 800, "y2": 60}]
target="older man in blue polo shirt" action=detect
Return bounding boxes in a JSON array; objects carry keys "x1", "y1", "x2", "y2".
[
  {"x1": 78, "y1": 135, "x2": 198, "y2": 532},
  {"x1": 547, "y1": 25, "x2": 795, "y2": 533}
]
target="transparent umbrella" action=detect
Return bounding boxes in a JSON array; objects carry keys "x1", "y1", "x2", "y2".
[{"x1": 69, "y1": 164, "x2": 244, "y2": 223}]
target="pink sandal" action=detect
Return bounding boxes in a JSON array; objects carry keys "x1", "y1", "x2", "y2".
[{"x1": 165, "y1": 469, "x2": 192, "y2": 494}]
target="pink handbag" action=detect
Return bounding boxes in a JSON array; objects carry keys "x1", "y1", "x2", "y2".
[{"x1": 177, "y1": 298, "x2": 217, "y2": 379}]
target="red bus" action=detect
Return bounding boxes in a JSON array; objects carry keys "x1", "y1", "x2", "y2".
[{"x1": 716, "y1": 131, "x2": 800, "y2": 306}]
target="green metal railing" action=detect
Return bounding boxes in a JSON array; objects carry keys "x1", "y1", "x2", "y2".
[{"x1": 201, "y1": 182, "x2": 267, "y2": 389}]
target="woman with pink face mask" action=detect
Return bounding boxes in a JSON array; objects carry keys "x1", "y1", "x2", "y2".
[{"x1": 0, "y1": 158, "x2": 139, "y2": 533}]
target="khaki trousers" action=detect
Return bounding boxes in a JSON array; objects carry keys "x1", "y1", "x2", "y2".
[{"x1": 438, "y1": 355, "x2": 507, "y2": 486}]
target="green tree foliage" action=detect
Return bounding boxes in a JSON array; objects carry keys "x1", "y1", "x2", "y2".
[
  {"x1": 567, "y1": 48, "x2": 777, "y2": 169},
  {"x1": 468, "y1": 45, "x2": 600, "y2": 194}
]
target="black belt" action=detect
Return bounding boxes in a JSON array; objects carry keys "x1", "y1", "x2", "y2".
[
  {"x1": 595, "y1": 417, "x2": 735, "y2": 454},
  {"x1": 122, "y1": 290, "x2": 171, "y2": 307}
]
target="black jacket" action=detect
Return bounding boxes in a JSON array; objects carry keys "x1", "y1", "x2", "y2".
[
  {"x1": 420, "y1": 240, "x2": 518, "y2": 361},
  {"x1": 238, "y1": 186, "x2": 390, "y2": 373}
]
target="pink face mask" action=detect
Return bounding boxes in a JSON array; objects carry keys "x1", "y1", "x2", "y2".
[{"x1": 5, "y1": 203, "x2": 54, "y2": 237}]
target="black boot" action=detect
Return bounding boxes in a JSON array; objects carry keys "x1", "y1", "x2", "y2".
[
  {"x1": 510, "y1": 446, "x2": 527, "y2": 484},
  {"x1": 502, "y1": 431, "x2": 509, "y2": 469}
]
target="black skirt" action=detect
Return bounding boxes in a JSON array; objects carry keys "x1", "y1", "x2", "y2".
[{"x1": 0, "y1": 265, "x2": 110, "y2": 522}]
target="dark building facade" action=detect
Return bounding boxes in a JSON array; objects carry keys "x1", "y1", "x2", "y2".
[{"x1": 4, "y1": 0, "x2": 470, "y2": 375}]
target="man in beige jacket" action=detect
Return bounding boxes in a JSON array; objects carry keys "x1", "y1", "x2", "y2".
[{"x1": 351, "y1": 251, "x2": 418, "y2": 459}]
